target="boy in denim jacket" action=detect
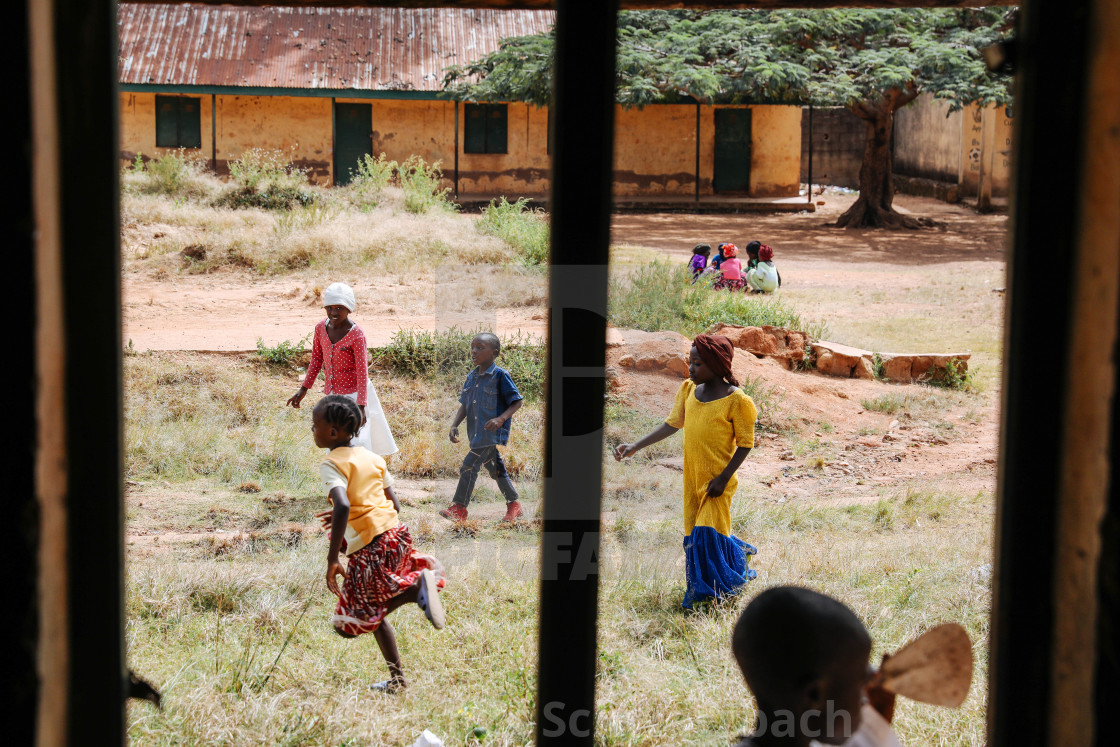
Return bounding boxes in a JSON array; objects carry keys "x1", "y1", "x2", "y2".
[{"x1": 440, "y1": 333, "x2": 524, "y2": 523}]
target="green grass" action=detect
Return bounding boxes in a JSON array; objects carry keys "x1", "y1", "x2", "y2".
[
  {"x1": 372, "y1": 327, "x2": 546, "y2": 402},
  {"x1": 609, "y1": 262, "x2": 828, "y2": 339},
  {"x1": 476, "y1": 197, "x2": 550, "y2": 265}
]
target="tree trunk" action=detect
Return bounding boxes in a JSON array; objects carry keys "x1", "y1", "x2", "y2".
[{"x1": 836, "y1": 85, "x2": 931, "y2": 229}]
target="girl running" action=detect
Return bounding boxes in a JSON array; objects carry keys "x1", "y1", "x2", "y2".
[
  {"x1": 614, "y1": 334, "x2": 759, "y2": 608},
  {"x1": 287, "y1": 282, "x2": 398, "y2": 456},
  {"x1": 313, "y1": 394, "x2": 446, "y2": 693}
]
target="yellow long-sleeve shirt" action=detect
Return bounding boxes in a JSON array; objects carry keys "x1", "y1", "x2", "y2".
[{"x1": 665, "y1": 380, "x2": 758, "y2": 536}]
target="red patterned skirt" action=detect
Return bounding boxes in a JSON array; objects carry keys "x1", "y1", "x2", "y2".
[{"x1": 332, "y1": 524, "x2": 446, "y2": 637}]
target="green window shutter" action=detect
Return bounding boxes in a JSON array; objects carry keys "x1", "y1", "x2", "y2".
[
  {"x1": 178, "y1": 98, "x2": 202, "y2": 149},
  {"x1": 155, "y1": 96, "x2": 179, "y2": 147},
  {"x1": 464, "y1": 104, "x2": 487, "y2": 154},
  {"x1": 487, "y1": 104, "x2": 508, "y2": 154}
]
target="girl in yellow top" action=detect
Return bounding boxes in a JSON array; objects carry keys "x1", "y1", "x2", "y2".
[
  {"x1": 615, "y1": 334, "x2": 759, "y2": 608},
  {"x1": 312, "y1": 395, "x2": 446, "y2": 693}
]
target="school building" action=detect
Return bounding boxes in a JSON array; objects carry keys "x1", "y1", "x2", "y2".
[{"x1": 117, "y1": 3, "x2": 804, "y2": 199}]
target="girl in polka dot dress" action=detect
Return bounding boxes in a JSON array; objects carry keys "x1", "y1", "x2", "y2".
[{"x1": 287, "y1": 282, "x2": 398, "y2": 456}]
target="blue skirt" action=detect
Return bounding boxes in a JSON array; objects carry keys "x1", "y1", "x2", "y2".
[{"x1": 682, "y1": 526, "x2": 757, "y2": 609}]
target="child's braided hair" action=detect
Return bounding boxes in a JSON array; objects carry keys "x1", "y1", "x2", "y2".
[{"x1": 314, "y1": 394, "x2": 362, "y2": 438}]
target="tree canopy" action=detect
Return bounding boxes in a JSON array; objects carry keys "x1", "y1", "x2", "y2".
[
  {"x1": 443, "y1": 8, "x2": 1015, "y2": 112},
  {"x1": 443, "y1": 8, "x2": 1015, "y2": 228}
]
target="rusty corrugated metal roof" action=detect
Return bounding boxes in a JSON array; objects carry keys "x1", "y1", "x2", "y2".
[{"x1": 118, "y1": 3, "x2": 554, "y2": 91}]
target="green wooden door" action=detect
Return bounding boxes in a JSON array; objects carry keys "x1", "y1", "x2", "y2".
[
  {"x1": 714, "y1": 108, "x2": 752, "y2": 193},
  {"x1": 334, "y1": 103, "x2": 372, "y2": 186}
]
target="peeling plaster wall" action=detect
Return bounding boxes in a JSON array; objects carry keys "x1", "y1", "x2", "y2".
[
  {"x1": 613, "y1": 105, "x2": 696, "y2": 196},
  {"x1": 749, "y1": 105, "x2": 802, "y2": 197},
  {"x1": 456, "y1": 102, "x2": 551, "y2": 195},
  {"x1": 119, "y1": 91, "x2": 213, "y2": 166},
  {"x1": 119, "y1": 94, "x2": 804, "y2": 198},
  {"x1": 215, "y1": 95, "x2": 333, "y2": 184}
]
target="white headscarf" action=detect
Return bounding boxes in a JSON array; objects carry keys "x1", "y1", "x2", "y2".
[{"x1": 323, "y1": 282, "x2": 356, "y2": 311}]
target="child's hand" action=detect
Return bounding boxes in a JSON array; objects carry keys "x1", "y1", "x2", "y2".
[
  {"x1": 705, "y1": 475, "x2": 729, "y2": 497},
  {"x1": 484, "y1": 416, "x2": 504, "y2": 431},
  {"x1": 449, "y1": 425, "x2": 460, "y2": 443},
  {"x1": 315, "y1": 508, "x2": 333, "y2": 530},
  {"x1": 614, "y1": 443, "x2": 638, "y2": 461},
  {"x1": 326, "y1": 556, "x2": 347, "y2": 597}
]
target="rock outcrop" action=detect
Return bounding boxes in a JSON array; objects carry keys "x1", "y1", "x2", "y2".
[
  {"x1": 708, "y1": 323, "x2": 810, "y2": 369},
  {"x1": 810, "y1": 341, "x2": 970, "y2": 383}
]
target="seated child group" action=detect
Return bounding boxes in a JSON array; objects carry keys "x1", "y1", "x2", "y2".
[
  {"x1": 692, "y1": 240, "x2": 782, "y2": 293},
  {"x1": 280, "y1": 280, "x2": 920, "y2": 745}
]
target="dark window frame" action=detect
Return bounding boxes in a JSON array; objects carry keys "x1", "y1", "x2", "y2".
[
  {"x1": 155, "y1": 95, "x2": 202, "y2": 149},
  {"x1": 463, "y1": 102, "x2": 508, "y2": 154}
]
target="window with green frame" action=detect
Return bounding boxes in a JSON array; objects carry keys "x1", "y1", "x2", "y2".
[
  {"x1": 155, "y1": 95, "x2": 202, "y2": 149},
  {"x1": 464, "y1": 103, "x2": 508, "y2": 154}
]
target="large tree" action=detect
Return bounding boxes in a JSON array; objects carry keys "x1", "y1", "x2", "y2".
[{"x1": 444, "y1": 9, "x2": 1015, "y2": 228}]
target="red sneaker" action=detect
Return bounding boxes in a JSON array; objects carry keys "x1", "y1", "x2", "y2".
[
  {"x1": 501, "y1": 501, "x2": 523, "y2": 523},
  {"x1": 439, "y1": 504, "x2": 468, "y2": 521}
]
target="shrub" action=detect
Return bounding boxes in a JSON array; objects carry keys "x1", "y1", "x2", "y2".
[
  {"x1": 476, "y1": 197, "x2": 550, "y2": 265},
  {"x1": 398, "y1": 155, "x2": 455, "y2": 214},
  {"x1": 609, "y1": 262, "x2": 826, "y2": 339},
  {"x1": 925, "y1": 358, "x2": 978, "y2": 392},
  {"x1": 123, "y1": 149, "x2": 213, "y2": 199},
  {"x1": 373, "y1": 327, "x2": 545, "y2": 400},
  {"x1": 255, "y1": 335, "x2": 310, "y2": 368},
  {"x1": 345, "y1": 153, "x2": 397, "y2": 210},
  {"x1": 215, "y1": 149, "x2": 316, "y2": 210}
]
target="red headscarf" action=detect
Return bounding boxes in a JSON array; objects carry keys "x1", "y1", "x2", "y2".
[
  {"x1": 722, "y1": 243, "x2": 739, "y2": 258},
  {"x1": 758, "y1": 244, "x2": 774, "y2": 262},
  {"x1": 693, "y1": 334, "x2": 739, "y2": 386}
]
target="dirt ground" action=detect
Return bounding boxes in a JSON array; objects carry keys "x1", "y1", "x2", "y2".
[
  {"x1": 122, "y1": 192, "x2": 1005, "y2": 351},
  {"x1": 123, "y1": 191, "x2": 1005, "y2": 538}
]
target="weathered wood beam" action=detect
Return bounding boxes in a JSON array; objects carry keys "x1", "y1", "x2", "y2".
[{"x1": 115, "y1": 1, "x2": 1018, "y2": 9}]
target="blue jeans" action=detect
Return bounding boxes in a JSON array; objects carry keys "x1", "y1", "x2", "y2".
[{"x1": 452, "y1": 446, "x2": 518, "y2": 507}]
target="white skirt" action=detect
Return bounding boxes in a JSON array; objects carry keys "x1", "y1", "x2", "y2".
[{"x1": 343, "y1": 380, "x2": 398, "y2": 456}]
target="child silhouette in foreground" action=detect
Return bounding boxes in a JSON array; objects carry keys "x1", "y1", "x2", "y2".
[
  {"x1": 313, "y1": 395, "x2": 445, "y2": 694},
  {"x1": 441, "y1": 333, "x2": 524, "y2": 523},
  {"x1": 732, "y1": 586, "x2": 901, "y2": 747}
]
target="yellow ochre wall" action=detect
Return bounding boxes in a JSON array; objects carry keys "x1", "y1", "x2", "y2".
[
  {"x1": 119, "y1": 94, "x2": 803, "y2": 197},
  {"x1": 456, "y1": 103, "x2": 551, "y2": 195},
  {"x1": 613, "y1": 105, "x2": 696, "y2": 196},
  {"x1": 748, "y1": 106, "x2": 802, "y2": 197},
  {"x1": 119, "y1": 91, "x2": 214, "y2": 166},
  {"x1": 216, "y1": 95, "x2": 332, "y2": 183},
  {"x1": 696, "y1": 105, "x2": 802, "y2": 197},
  {"x1": 960, "y1": 102, "x2": 1013, "y2": 196}
]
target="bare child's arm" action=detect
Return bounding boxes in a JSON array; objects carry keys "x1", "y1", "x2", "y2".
[
  {"x1": 384, "y1": 484, "x2": 401, "y2": 514},
  {"x1": 485, "y1": 398, "x2": 522, "y2": 431},
  {"x1": 325, "y1": 487, "x2": 350, "y2": 596},
  {"x1": 705, "y1": 446, "x2": 751, "y2": 497},
  {"x1": 448, "y1": 403, "x2": 467, "y2": 443},
  {"x1": 614, "y1": 422, "x2": 679, "y2": 461}
]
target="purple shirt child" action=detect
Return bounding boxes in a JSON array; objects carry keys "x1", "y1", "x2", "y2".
[{"x1": 690, "y1": 244, "x2": 712, "y2": 279}]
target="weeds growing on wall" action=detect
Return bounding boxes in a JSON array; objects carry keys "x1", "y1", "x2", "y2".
[
  {"x1": 609, "y1": 262, "x2": 828, "y2": 339},
  {"x1": 372, "y1": 327, "x2": 545, "y2": 401},
  {"x1": 476, "y1": 197, "x2": 550, "y2": 265}
]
